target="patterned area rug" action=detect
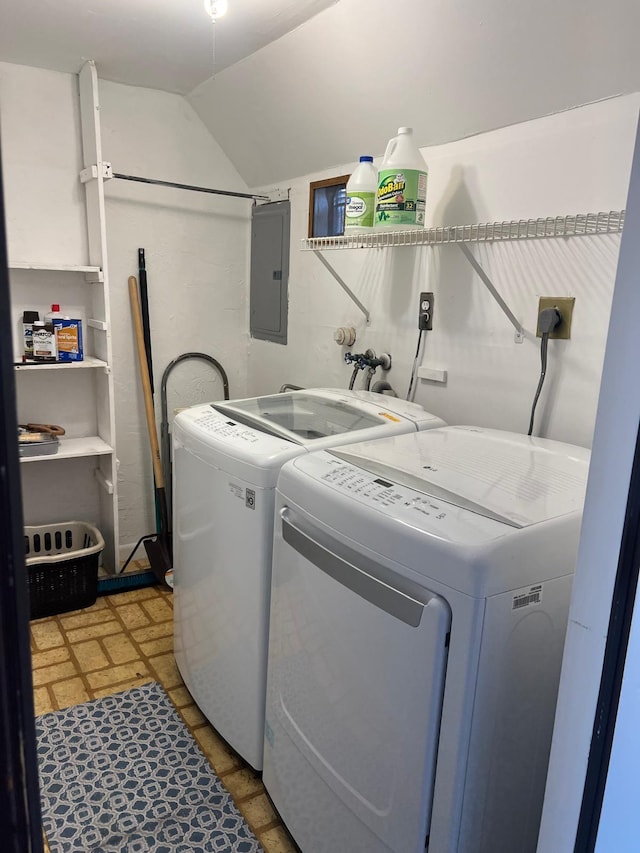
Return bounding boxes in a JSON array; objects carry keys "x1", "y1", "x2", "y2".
[{"x1": 36, "y1": 681, "x2": 263, "y2": 853}]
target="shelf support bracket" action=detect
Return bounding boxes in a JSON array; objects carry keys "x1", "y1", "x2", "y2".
[
  {"x1": 80, "y1": 162, "x2": 114, "y2": 184},
  {"x1": 458, "y1": 244, "x2": 524, "y2": 343},
  {"x1": 94, "y1": 468, "x2": 114, "y2": 495},
  {"x1": 313, "y1": 251, "x2": 371, "y2": 324}
]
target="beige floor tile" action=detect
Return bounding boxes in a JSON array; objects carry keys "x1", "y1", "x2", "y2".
[
  {"x1": 32, "y1": 660, "x2": 79, "y2": 687},
  {"x1": 179, "y1": 703, "x2": 206, "y2": 728},
  {"x1": 71, "y1": 640, "x2": 109, "y2": 672},
  {"x1": 139, "y1": 636, "x2": 173, "y2": 657},
  {"x1": 130, "y1": 622, "x2": 173, "y2": 643},
  {"x1": 59, "y1": 609, "x2": 114, "y2": 630},
  {"x1": 222, "y1": 767, "x2": 264, "y2": 801},
  {"x1": 31, "y1": 647, "x2": 70, "y2": 670},
  {"x1": 114, "y1": 603, "x2": 151, "y2": 630},
  {"x1": 140, "y1": 597, "x2": 173, "y2": 623},
  {"x1": 194, "y1": 726, "x2": 242, "y2": 775},
  {"x1": 148, "y1": 652, "x2": 182, "y2": 689},
  {"x1": 31, "y1": 621, "x2": 64, "y2": 650},
  {"x1": 51, "y1": 677, "x2": 90, "y2": 709},
  {"x1": 108, "y1": 586, "x2": 160, "y2": 604},
  {"x1": 33, "y1": 686, "x2": 55, "y2": 716},
  {"x1": 86, "y1": 660, "x2": 149, "y2": 690},
  {"x1": 240, "y1": 793, "x2": 278, "y2": 832},
  {"x1": 259, "y1": 826, "x2": 299, "y2": 853},
  {"x1": 168, "y1": 686, "x2": 193, "y2": 707},
  {"x1": 102, "y1": 633, "x2": 138, "y2": 664},
  {"x1": 91, "y1": 676, "x2": 155, "y2": 698},
  {"x1": 65, "y1": 621, "x2": 121, "y2": 644}
]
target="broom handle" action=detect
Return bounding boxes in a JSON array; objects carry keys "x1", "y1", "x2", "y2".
[{"x1": 129, "y1": 276, "x2": 165, "y2": 489}]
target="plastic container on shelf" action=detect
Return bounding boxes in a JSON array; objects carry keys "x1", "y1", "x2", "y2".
[
  {"x1": 344, "y1": 156, "x2": 378, "y2": 235},
  {"x1": 374, "y1": 127, "x2": 428, "y2": 230},
  {"x1": 44, "y1": 303, "x2": 64, "y2": 323}
]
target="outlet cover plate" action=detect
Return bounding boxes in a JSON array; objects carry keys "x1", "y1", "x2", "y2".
[
  {"x1": 419, "y1": 292, "x2": 434, "y2": 330},
  {"x1": 536, "y1": 297, "x2": 575, "y2": 339}
]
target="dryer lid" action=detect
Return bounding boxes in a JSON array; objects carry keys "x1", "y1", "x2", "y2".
[{"x1": 330, "y1": 426, "x2": 590, "y2": 528}]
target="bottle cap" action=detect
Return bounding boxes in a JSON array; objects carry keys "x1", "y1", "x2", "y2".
[
  {"x1": 51, "y1": 304, "x2": 60, "y2": 312},
  {"x1": 397, "y1": 127, "x2": 413, "y2": 135},
  {"x1": 359, "y1": 156, "x2": 374, "y2": 162}
]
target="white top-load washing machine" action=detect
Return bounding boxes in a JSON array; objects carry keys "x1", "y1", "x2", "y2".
[
  {"x1": 172, "y1": 388, "x2": 446, "y2": 770},
  {"x1": 263, "y1": 426, "x2": 590, "y2": 853}
]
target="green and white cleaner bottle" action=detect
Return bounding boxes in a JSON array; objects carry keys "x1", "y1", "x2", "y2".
[
  {"x1": 344, "y1": 156, "x2": 378, "y2": 235},
  {"x1": 375, "y1": 127, "x2": 428, "y2": 230}
]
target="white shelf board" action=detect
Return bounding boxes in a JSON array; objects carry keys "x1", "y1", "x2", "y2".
[
  {"x1": 9, "y1": 262, "x2": 101, "y2": 274},
  {"x1": 14, "y1": 355, "x2": 108, "y2": 371},
  {"x1": 19, "y1": 435, "x2": 113, "y2": 463}
]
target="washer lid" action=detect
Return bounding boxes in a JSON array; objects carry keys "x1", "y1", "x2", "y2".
[
  {"x1": 211, "y1": 388, "x2": 439, "y2": 444},
  {"x1": 330, "y1": 426, "x2": 590, "y2": 528}
]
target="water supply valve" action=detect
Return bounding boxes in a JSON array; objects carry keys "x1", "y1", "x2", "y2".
[{"x1": 344, "y1": 350, "x2": 392, "y2": 370}]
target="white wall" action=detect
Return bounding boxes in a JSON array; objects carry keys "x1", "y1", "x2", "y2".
[
  {"x1": 248, "y1": 95, "x2": 639, "y2": 449},
  {"x1": 99, "y1": 79, "x2": 251, "y2": 552},
  {"x1": 0, "y1": 62, "x2": 87, "y2": 263},
  {"x1": 0, "y1": 62, "x2": 251, "y2": 556},
  {"x1": 189, "y1": 0, "x2": 640, "y2": 187}
]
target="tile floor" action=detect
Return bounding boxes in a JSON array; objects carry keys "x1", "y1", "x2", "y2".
[{"x1": 31, "y1": 567, "x2": 298, "y2": 853}]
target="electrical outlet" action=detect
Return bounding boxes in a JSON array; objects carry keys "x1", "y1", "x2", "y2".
[
  {"x1": 419, "y1": 292, "x2": 434, "y2": 330},
  {"x1": 536, "y1": 297, "x2": 575, "y2": 339}
]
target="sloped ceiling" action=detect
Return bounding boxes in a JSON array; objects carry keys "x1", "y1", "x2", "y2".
[
  {"x1": 2, "y1": 0, "x2": 639, "y2": 188},
  {"x1": 0, "y1": 0, "x2": 339, "y2": 94},
  {"x1": 188, "y1": 0, "x2": 640, "y2": 187}
]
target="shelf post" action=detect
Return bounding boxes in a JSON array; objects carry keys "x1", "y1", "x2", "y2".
[{"x1": 79, "y1": 60, "x2": 119, "y2": 572}]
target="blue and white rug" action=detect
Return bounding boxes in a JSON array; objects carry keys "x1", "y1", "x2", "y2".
[{"x1": 36, "y1": 681, "x2": 264, "y2": 853}]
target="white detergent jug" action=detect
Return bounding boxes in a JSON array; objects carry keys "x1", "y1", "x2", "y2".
[
  {"x1": 374, "y1": 127, "x2": 428, "y2": 230},
  {"x1": 344, "y1": 156, "x2": 378, "y2": 235}
]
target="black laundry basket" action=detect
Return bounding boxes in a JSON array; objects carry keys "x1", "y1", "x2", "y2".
[{"x1": 25, "y1": 521, "x2": 105, "y2": 619}]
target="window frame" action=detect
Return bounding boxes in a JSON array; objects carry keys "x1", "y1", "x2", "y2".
[{"x1": 308, "y1": 174, "x2": 351, "y2": 238}]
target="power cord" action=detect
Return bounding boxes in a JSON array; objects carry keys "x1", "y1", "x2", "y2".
[
  {"x1": 406, "y1": 329, "x2": 425, "y2": 401},
  {"x1": 528, "y1": 307, "x2": 562, "y2": 436}
]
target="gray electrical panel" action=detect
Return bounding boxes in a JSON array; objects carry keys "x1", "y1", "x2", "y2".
[{"x1": 250, "y1": 200, "x2": 290, "y2": 345}]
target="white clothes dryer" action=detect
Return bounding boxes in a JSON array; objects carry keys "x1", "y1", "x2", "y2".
[
  {"x1": 172, "y1": 388, "x2": 446, "y2": 770},
  {"x1": 263, "y1": 426, "x2": 590, "y2": 853}
]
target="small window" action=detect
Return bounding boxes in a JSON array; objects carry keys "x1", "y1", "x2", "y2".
[{"x1": 308, "y1": 175, "x2": 350, "y2": 238}]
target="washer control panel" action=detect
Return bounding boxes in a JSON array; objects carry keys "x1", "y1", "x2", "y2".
[{"x1": 194, "y1": 412, "x2": 261, "y2": 444}]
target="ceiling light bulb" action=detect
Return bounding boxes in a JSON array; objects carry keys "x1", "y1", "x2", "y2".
[{"x1": 204, "y1": 0, "x2": 228, "y2": 21}]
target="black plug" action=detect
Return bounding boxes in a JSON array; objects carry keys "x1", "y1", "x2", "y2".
[{"x1": 538, "y1": 307, "x2": 562, "y2": 336}]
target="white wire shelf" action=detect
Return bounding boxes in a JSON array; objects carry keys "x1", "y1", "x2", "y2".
[{"x1": 302, "y1": 210, "x2": 626, "y2": 250}]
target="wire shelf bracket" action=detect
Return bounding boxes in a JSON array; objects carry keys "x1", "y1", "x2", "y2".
[
  {"x1": 458, "y1": 244, "x2": 524, "y2": 342},
  {"x1": 313, "y1": 251, "x2": 371, "y2": 323}
]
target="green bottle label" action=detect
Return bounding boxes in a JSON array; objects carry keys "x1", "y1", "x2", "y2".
[
  {"x1": 345, "y1": 191, "x2": 375, "y2": 228},
  {"x1": 375, "y1": 168, "x2": 427, "y2": 226}
]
